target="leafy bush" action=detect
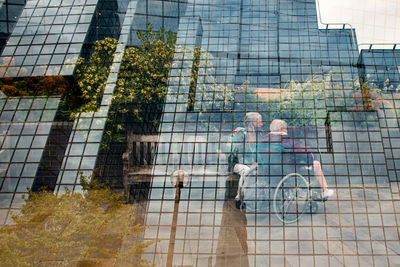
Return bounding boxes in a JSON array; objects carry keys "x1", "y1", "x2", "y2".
[
  {"x1": 188, "y1": 46, "x2": 201, "y2": 111},
  {"x1": 102, "y1": 24, "x2": 176, "y2": 145},
  {"x1": 73, "y1": 37, "x2": 118, "y2": 115},
  {"x1": 0, "y1": 176, "x2": 155, "y2": 267},
  {"x1": 57, "y1": 37, "x2": 119, "y2": 120},
  {"x1": 279, "y1": 76, "x2": 328, "y2": 126},
  {"x1": 0, "y1": 76, "x2": 69, "y2": 97},
  {"x1": 0, "y1": 38, "x2": 118, "y2": 121}
]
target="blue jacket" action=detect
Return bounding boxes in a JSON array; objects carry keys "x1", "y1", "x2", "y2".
[{"x1": 226, "y1": 127, "x2": 263, "y2": 166}]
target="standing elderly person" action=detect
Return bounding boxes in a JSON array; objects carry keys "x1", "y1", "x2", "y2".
[{"x1": 226, "y1": 112, "x2": 263, "y2": 201}]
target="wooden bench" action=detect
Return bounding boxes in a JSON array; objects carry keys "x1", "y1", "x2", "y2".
[{"x1": 122, "y1": 133, "x2": 158, "y2": 202}]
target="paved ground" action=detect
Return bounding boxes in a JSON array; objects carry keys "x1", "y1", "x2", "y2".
[{"x1": 140, "y1": 180, "x2": 400, "y2": 267}]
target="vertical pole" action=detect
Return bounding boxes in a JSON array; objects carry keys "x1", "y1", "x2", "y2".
[{"x1": 166, "y1": 181, "x2": 182, "y2": 267}]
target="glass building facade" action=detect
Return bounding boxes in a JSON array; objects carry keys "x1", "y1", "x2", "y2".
[{"x1": 1, "y1": 0, "x2": 400, "y2": 266}]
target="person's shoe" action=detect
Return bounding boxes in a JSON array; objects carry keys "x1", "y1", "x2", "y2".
[
  {"x1": 312, "y1": 189, "x2": 334, "y2": 201},
  {"x1": 322, "y1": 189, "x2": 334, "y2": 197},
  {"x1": 321, "y1": 189, "x2": 334, "y2": 201}
]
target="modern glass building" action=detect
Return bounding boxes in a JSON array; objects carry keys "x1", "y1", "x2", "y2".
[{"x1": 1, "y1": 0, "x2": 400, "y2": 266}]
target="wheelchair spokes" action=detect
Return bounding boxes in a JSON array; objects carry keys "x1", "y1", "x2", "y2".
[
  {"x1": 237, "y1": 166, "x2": 320, "y2": 223},
  {"x1": 273, "y1": 173, "x2": 309, "y2": 224}
]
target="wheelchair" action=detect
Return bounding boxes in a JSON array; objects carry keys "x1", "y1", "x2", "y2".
[{"x1": 236, "y1": 162, "x2": 326, "y2": 224}]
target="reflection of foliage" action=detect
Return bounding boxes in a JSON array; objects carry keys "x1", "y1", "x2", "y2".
[
  {"x1": 0, "y1": 176, "x2": 155, "y2": 267},
  {"x1": 67, "y1": 37, "x2": 118, "y2": 118},
  {"x1": 102, "y1": 24, "x2": 176, "y2": 147},
  {"x1": 57, "y1": 38, "x2": 118, "y2": 120},
  {"x1": 186, "y1": 48, "x2": 233, "y2": 112},
  {"x1": 0, "y1": 76, "x2": 69, "y2": 96},
  {"x1": 188, "y1": 46, "x2": 201, "y2": 111},
  {"x1": 361, "y1": 78, "x2": 374, "y2": 111},
  {"x1": 234, "y1": 76, "x2": 329, "y2": 126},
  {"x1": 279, "y1": 75, "x2": 328, "y2": 126},
  {"x1": 356, "y1": 76, "x2": 397, "y2": 115},
  {"x1": 0, "y1": 38, "x2": 118, "y2": 121},
  {"x1": 55, "y1": 38, "x2": 118, "y2": 120},
  {"x1": 278, "y1": 74, "x2": 399, "y2": 125}
]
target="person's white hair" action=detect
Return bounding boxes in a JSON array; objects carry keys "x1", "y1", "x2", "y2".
[
  {"x1": 270, "y1": 119, "x2": 287, "y2": 135},
  {"x1": 244, "y1": 112, "x2": 261, "y2": 127}
]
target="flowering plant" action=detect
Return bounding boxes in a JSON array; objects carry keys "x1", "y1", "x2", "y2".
[
  {"x1": 101, "y1": 24, "x2": 176, "y2": 147},
  {"x1": 70, "y1": 37, "x2": 118, "y2": 117}
]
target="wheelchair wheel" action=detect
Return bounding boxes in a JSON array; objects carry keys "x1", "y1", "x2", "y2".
[{"x1": 273, "y1": 173, "x2": 309, "y2": 224}]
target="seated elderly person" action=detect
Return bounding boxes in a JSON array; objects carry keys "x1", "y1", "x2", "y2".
[{"x1": 262, "y1": 119, "x2": 334, "y2": 200}]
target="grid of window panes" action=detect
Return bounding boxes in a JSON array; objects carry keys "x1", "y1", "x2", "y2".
[
  {"x1": 55, "y1": 0, "x2": 137, "y2": 193},
  {"x1": 0, "y1": 95, "x2": 60, "y2": 224},
  {"x1": 139, "y1": 0, "x2": 400, "y2": 266},
  {"x1": 80, "y1": 0, "x2": 133, "y2": 57},
  {"x1": 358, "y1": 49, "x2": 400, "y2": 183},
  {"x1": 0, "y1": 0, "x2": 27, "y2": 53},
  {"x1": 0, "y1": 0, "x2": 398, "y2": 265},
  {"x1": 129, "y1": 0, "x2": 187, "y2": 46},
  {"x1": 359, "y1": 50, "x2": 400, "y2": 90},
  {"x1": 0, "y1": 0, "x2": 98, "y2": 77}
]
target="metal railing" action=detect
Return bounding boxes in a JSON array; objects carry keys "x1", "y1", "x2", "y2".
[
  {"x1": 358, "y1": 43, "x2": 400, "y2": 51},
  {"x1": 315, "y1": 0, "x2": 400, "y2": 52},
  {"x1": 315, "y1": 0, "x2": 357, "y2": 49}
]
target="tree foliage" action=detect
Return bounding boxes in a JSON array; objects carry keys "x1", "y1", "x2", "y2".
[
  {"x1": 0, "y1": 176, "x2": 155, "y2": 267},
  {"x1": 72, "y1": 37, "x2": 119, "y2": 116},
  {"x1": 116, "y1": 24, "x2": 176, "y2": 113},
  {"x1": 187, "y1": 46, "x2": 201, "y2": 111},
  {"x1": 0, "y1": 76, "x2": 69, "y2": 97},
  {"x1": 0, "y1": 38, "x2": 118, "y2": 121},
  {"x1": 278, "y1": 75, "x2": 328, "y2": 126},
  {"x1": 57, "y1": 37, "x2": 119, "y2": 120},
  {"x1": 102, "y1": 24, "x2": 176, "y2": 145},
  {"x1": 234, "y1": 75, "x2": 330, "y2": 126}
]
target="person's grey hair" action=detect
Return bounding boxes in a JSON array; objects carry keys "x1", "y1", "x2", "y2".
[
  {"x1": 270, "y1": 119, "x2": 287, "y2": 133},
  {"x1": 244, "y1": 112, "x2": 261, "y2": 127}
]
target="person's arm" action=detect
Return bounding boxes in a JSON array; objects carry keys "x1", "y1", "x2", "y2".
[
  {"x1": 291, "y1": 139, "x2": 314, "y2": 167},
  {"x1": 226, "y1": 127, "x2": 246, "y2": 164}
]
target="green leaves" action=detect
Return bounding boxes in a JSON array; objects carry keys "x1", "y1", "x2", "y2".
[
  {"x1": 72, "y1": 38, "x2": 118, "y2": 117},
  {"x1": 279, "y1": 76, "x2": 328, "y2": 126},
  {"x1": 101, "y1": 24, "x2": 176, "y2": 147},
  {"x1": 0, "y1": 176, "x2": 155, "y2": 267},
  {"x1": 116, "y1": 24, "x2": 175, "y2": 112}
]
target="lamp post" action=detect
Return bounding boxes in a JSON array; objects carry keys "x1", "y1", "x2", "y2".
[{"x1": 166, "y1": 170, "x2": 188, "y2": 267}]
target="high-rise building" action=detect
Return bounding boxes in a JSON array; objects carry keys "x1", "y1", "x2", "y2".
[{"x1": 0, "y1": 0, "x2": 400, "y2": 265}]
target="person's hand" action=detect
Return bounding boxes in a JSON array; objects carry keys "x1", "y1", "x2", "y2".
[{"x1": 250, "y1": 164, "x2": 258, "y2": 175}]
